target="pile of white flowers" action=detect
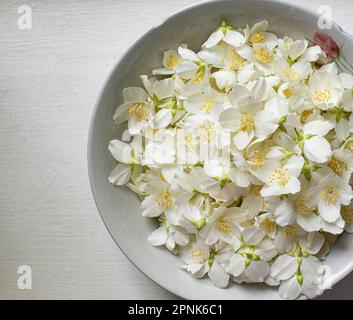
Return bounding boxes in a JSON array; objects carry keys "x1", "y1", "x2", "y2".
[{"x1": 108, "y1": 20, "x2": 353, "y2": 299}]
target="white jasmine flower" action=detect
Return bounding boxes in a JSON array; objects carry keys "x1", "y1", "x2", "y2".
[
  {"x1": 258, "y1": 155, "x2": 304, "y2": 197},
  {"x1": 201, "y1": 43, "x2": 255, "y2": 91},
  {"x1": 246, "y1": 77, "x2": 276, "y2": 102},
  {"x1": 202, "y1": 20, "x2": 245, "y2": 49},
  {"x1": 271, "y1": 245, "x2": 324, "y2": 299},
  {"x1": 148, "y1": 215, "x2": 189, "y2": 251},
  {"x1": 229, "y1": 194, "x2": 263, "y2": 223},
  {"x1": 274, "y1": 57, "x2": 311, "y2": 84},
  {"x1": 203, "y1": 156, "x2": 230, "y2": 180},
  {"x1": 174, "y1": 46, "x2": 210, "y2": 85},
  {"x1": 183, "y1": 86, "x2": 224, "y2": 120},
  {"x1": 238, "y1": 43, "x2": 277, "y2": 75},
  {"x1": 180, "y1": 238, "x2": 230, "y2": 288},
  {"x1": 327, "y1": 148, "x2": 353, "y2": 177},
  {"x1": 301, "y1": 45, "x2": 322, "y2": 62},
  {"x1": 244, "y1": 20, "x2": 278, "y2": 50},
  {"x1": 257, "y1": 212, "x2": 277, "y2": 238},
  {"x1": 274, "y1": 223, "x2": 306, "y2": 253},
  {"x1": 108, "y1": 163, "x2": 137, "y2": 186},
  {"x1": 278, "y1": 37, "x2": 308, "y2": 61},
  {"x1": 203, "y1": 154, "x2": 256, "y2": 190},
  {"x1": 320, "y1": 215, "x2": 345, "y2": 234},
  {"x1": 174, "y1": 74, "x2": 207, "y2": 100},
  {"x1": 227, "y1": 227, "x2": 276, "y2": 283},
  {"x1": 262, "y1": 177, "x2": 321, "y2": 233},
  {"x1": 219, "y1": 97, "x2": 280, "y2": 150},
  {"x1": 176, "y1": 166, "x2": 221, "y2": 196},
  {"x1": 207, "y1": 244, "x2": 232, "y2": 288},
  {"x1": 143, "y1": 129, "x2": 176, "y2": 165},
  {"x1": 265, "y1": 196, "x2": 295, "y2": 227},
  {"x1": 141, "y1": 75, "x2": 175, "y2": 100},
  {"x1": 108, "y1": 139, "x2": 142, "y2": 185},
  {"x1": 292, "y1": 180, "x2": 322, "y2": 232},
  {"x1": 113, "y1": 87, "x2": 153, "y2": 135},
  {"x1": 213, "y1": 182, "x2": 243, "y2": 203},
  {"x1": 309, "y1": 63, "x2": 343, "y2": 110},
  {"x1": 200, "y1": 206, "x2": 242, "y2": 247},
  {"x1": 153, "y1": 49, "x2": 182, "y2": 75},
  {"x1": 299, "y1": 119, "x2": 334, "y2": 163},
  {"x1": 180, "y1": 115, "x2": 230, "y2": 162},
  {"x1": 307, "y1": 171, "x2": 353, "y2": 223},
  {"x1": 324, "y1": 110, "x2": 350, "y2": 142},
  {"x1": 342, "y1": 88, "x2": 353, "y2": 111},
  {"x1": 140, "y1": 181, "x2": 189, "y2": 218},
  {"x1": 277, "y1": 82, "x2": 299, "y2": 100},
  {"x1": 140, "y1": 76, "x2": 179, "y2": 128},
  {"x1": 298, "y1": 232, "x2": 325, "y2": 255},
  {"x1": 179, "y1": 203, "x2": 206, "y2": 232},
  {"x1": 240, "y1": 141, "x2": 274, "y2": 179},
  {"x1": 339, "y1": 73, "x2": 353, "y2": 111},
  {"x1": 180, "y1": 237, "x2": 210, "y2": 278}
]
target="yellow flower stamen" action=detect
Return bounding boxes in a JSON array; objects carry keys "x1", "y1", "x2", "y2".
[
  {"x1": 300, "y1": 109, "x2": 313, "y2": 123},
  {"x1": 199, "y1": 99, "x2": 215, "y2": 113},
  {"x1": 191, "y1": 68, "x2": 205, "y2": 84},
  {"x1": 283, "y1": 87, "x2": 293, "y2": 98},
  {"x1": 166, "y1": 55, "x2": 180, "y2": 69},
  {"x1": 240, "y1": 116, "x2": 255, "y2": 132},
  {"x1": 283, "y1": 68, "x2": 298, "y2": 81},
  {"x1": 262, "y1": 219, "x2": 276, "y2": 232},
  {"x1": 157, "y1": 191, "x2": 173, "y2": 210},
  {"x1": 268, "y1": 167, "x2": 290, "y2": 187},
  {"x1": 230, "y1": 49, "x2": 245, "y2": 70},
  {"x1": 320, "y1": 187, "x2": 338, "y2": 205},
  {"x1": 247, "y1": 151, "x2": 266, "y2": 168},
  {"x1": 217, "y1": 217, "x2": 231, "y2": 234},
  {"x1": 295, "y1": 195, "x2": 310, "y2": 215},
  {"x1": 314, "y1": 88, "x2": 331, "y2": 103},
  {"x1": 191, "y1": 249, "x2": 205, "y2": 261},
  {"x1": 255, "y1": 47, "x2": 272, "y2": 64},
  {"x1": 284, "y1": 225, "x2": 296, "y2": 237},
  {"x1": 128, "y1": 102, "x2": 149, "y2": 121},
  {"x1": 328, "y1": 157, "x2": 345, "y2": 175},
  {"x1": 199, "y1": 122, "x2": 216, "y2": 142},
  {"x1": 249, "y1": 32, "x2": 264, "y2": 44}
]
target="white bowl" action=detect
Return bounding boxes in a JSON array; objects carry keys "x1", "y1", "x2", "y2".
[{"x1": 88, "y1": 0, "x2": 353, "y2": 299}]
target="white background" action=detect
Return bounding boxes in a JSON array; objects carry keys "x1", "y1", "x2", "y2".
[{"x1": 1, "y1": 0, "x2": 353, "y2": 299}]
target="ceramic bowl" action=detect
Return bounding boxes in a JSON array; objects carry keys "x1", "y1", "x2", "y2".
[{"x1": 88, "y1": 0, "x2": 353, "y2": 299}]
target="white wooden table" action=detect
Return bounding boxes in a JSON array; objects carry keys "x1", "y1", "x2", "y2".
[{"x1": 1, "y1": 0, "x2": 353, "y2": 299}]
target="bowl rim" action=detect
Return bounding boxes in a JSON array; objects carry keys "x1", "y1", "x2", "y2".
[{"x1": 88, "y1": 0, "x2": 353, "y2": 299}]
